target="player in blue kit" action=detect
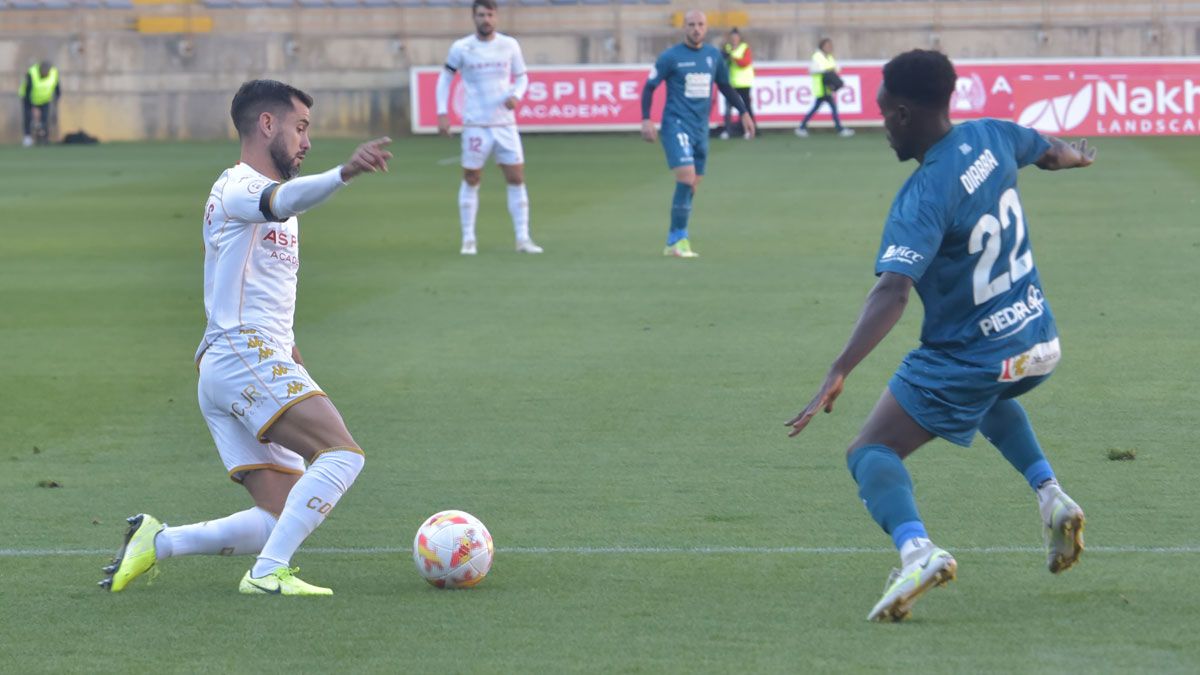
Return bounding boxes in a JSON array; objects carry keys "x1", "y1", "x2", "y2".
[
  {"x1": 641, "y1": 10, "x2": 755, "y2": 258},
  {"x1": 785, "y1": 50, "x2": 1097, "y2": 622}
]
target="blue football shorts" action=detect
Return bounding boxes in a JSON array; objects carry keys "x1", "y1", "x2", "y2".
[
  {"x1": 888, "y1": 341, "x2": 1060, "y2": 447},
  {"x1": 660, "y1": 118, "x2": 708, "y2": 175}
]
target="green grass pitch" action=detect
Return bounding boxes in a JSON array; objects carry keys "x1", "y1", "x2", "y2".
[{"x1": 1, "y1": 131, "x2": 1198, "y2": 673}]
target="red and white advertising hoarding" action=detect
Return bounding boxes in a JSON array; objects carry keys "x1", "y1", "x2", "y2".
[{"x1": 411, "y1": 58, "x2": 1200, "y2": 136}]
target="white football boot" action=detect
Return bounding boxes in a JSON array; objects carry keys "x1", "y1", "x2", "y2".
[
  {"x1": 1039, "y1": 483, "x2": 1086, "y2": 574},
  {"x1": 867, "y1": 543, "x2": 957, "y2": 622},
  {"x1": 460, "y1": 240, "x2": 477, "y2": 256},
  {"x1": 515, "y1": 239, "x2": 543, "y2": 254}
]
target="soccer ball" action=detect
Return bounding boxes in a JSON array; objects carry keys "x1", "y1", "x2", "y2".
[{"x1": 412, "y1": 510, "x2": 494, "y2": 588}]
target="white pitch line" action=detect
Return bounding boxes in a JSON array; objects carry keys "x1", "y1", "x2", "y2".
[{"x1": 3, "y1": 545, "x2": 1199, "y2": 557}]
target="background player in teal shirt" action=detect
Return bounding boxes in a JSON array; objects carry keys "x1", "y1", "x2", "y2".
[
  {"x1": 641, "y1": 10, "x2": 755, "y2": 258},
  {"x1": 785, "y1": 50, "x2": 1097, "y2": 622}
]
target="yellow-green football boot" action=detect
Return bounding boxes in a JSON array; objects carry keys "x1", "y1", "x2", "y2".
[
  {"x1": 99, "y1": 514, "x2": 164, "y2": 592},
  {"x1": 867, "y1": 545, "x2": 957, "y2": 622},
  {"x1": 239, "y1": 567, "x2": 333, "y2": 596},
  {"x1": 663, "y1": 239, "x2": 700, "y2": 258}
]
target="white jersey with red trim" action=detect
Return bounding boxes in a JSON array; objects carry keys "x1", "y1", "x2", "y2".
[
  {"x1": 197, "y1": 162, "x2": 300, "y2": 359},
  {"x1": 445, "y1": 32, "x2": 527, "y2": 127}
]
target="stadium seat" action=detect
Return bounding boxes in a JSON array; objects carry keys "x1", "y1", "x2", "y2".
[
  {"x1": 8, "y1": 0, "x2": 38, "y2": 7},
  {"x1": 582, "y1": 0, "x2": 613, "y2": 4},
  {"x1": 549, "y1": 0, "x2": 578, "y2": 5},
  {"x1": 296, "y1": 0, "x2": 324, "y2": 5},
  {"x1": 517, "y1": 0, "x2": 548, "y2": 5},
  {"x1": 203, "y1": 0, "x2": 232, "y2": 6},
  {"x1": 327, "y1": 0, "x2": 358, "y2": 6},
  {"x1": 102, "y1": 0, "x2": 134, "y2": 6},
  {"x1": 265, "y1": 0, "x2": 294, "y2": 6}
]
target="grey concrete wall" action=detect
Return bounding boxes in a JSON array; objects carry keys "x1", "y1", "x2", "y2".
[{"x1": 2, "y1": 1, "x2": 1198, "y2": 142}]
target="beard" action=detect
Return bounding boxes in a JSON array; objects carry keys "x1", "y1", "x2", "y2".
[{"x1": 269, "y1": 136, "x2": 302, "y2": 180}]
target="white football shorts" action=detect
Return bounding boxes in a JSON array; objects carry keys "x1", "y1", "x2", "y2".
[
  {"x1": 461, "y1": 125, "x2": 524, "y2": 169},
  {"x1": 197, "y1": 328, "x2": 324, "y2": 482}
]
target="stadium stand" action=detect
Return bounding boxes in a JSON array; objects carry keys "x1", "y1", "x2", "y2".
[{"x1": 2, "y1": 0, "x2": 1197, "y2": 143}]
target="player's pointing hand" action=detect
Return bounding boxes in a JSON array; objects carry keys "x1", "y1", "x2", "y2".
[
  {"x1": 785, "y1": 370, "x2": 846, "y2": 437},
  {"x1": 341, "y1": 137, "x2": 393, "y2": 181}
]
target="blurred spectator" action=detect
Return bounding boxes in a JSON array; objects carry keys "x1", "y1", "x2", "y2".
[
  {"x1": 19, "y1": 61, "x2": 60, "y2": 147},
  {"x1": 720, "y1": 28, "x2": 756, "y2": 140},
  {"x1": 795, "y1": 39, "x2": 854, "y2": 138}
]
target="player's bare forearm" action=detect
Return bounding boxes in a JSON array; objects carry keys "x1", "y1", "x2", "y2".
[
  {"x1": 830, "y1": 272, "x2": 913, "y2": 377},
  {"x1": 1035, "y1": 137, "x2": 1096, "y2": 171},
  {"x1": 291, "y1": 345, "x2": 303, "y2": 365},
  {"x1": 785, "y1": 273, "x2": 912, "y2": 436}
]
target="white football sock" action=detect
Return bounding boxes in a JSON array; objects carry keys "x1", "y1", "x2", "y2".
[
  {"x1": 507, "y1": 183, "x2": 530, "y2": 242},
  {"x1": 251, "y1": 449, "x2": 364, "y2": 578},
  {"x1": 155, "y1": 507, "x2": 277, "y2": 560},
  {"x1": 459, "y1": 181, "x2": 479, "y2": 242}
]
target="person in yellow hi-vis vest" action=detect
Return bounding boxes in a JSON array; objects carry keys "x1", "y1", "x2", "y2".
[
  {"x1": 795, "y1": 38, "x2": 854, "y2": 138},
  {"x1": 18, "y1": 61, "x2": 61, "y2": 147},
  {"x1": 720, "y1": 28, "x2": 756, "y2": 140}
]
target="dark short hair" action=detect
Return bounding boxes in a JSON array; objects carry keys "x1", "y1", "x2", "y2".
[
  {"x1": 882, "y1": 49, "x2": 957, "y2": 109},
  {"x1": 230, "y1": 79, "x2": 314, "y2": 138},
  {"x1": 818, "y1": 37, "x2": 832, "y2": 50},
  {"x1": 729, "y1": 27, "x2": 740, "y2": 35},
  {"x1": 472, "y1": 0, "x2": 496, "y2": 11}
]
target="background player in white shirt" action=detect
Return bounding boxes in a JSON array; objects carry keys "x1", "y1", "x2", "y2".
[
  {"x1": 100, "y1": 80, "x2": 392, "y2": 596},
  {"x1": 436, "y1": 0, "x2": 542, "y2": 255}
]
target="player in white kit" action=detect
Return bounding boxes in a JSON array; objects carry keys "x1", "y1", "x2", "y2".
[
  {"x1": 436, "y1": 0, "x2": 542, "y2": 255},
  {"x1": 99, "y1": 80, "x2": 392, "y2": 596}
]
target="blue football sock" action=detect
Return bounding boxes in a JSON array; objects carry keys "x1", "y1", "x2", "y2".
[
  {"x1": 847, "y1": 445, "x2": 927, "y2": 551},
  {"x1": 667, "y1": 181, "x2": 693, "y2": 245},
  {"x1": 980, "y1": 398, "x2": 1056, "y2": 490}
]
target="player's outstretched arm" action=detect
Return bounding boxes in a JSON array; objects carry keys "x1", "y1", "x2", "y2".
[
  {"x1": 1035, "y1": 137, "x2": 1096, "y2": 171},
  {"x1": 264, "y1": 138, "x2": 392, "y2": 221},
  {"x1": 785, "y1": 272, "x2": 914, "y2": 437}
]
